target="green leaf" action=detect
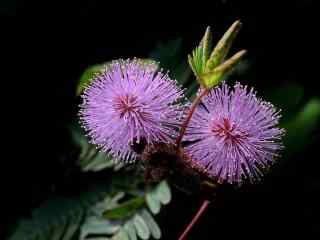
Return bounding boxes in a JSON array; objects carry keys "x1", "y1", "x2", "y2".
[
  {"x1": 133, "y1": 214, "x2": 150, "y2": 240},
  {"x1": 124, "y1": 221, "x2": 137, "y2": 240},
  {"x1": 78, "y1": 145, "x2": 98, "y2": 168},
  {"x1": 188, "y1": 45, "x2": 205, "y2": 82},
  {"x1": 61, "y1": 211, "x2": 83, "y2": 240},
  {"x1": 70, "y1": 124, "x2": 113, "y2": 172},
  {"x1": 103, "y1": 197, "x2": 145, "y2": 220},
  {"x1": 87, "y1": 238, "x2": 110, "y2": 240},
  {"x1": 82, "y1": 151, "x2": 114, "y2": 172},
  {"x1": 206, "y1": 20, "x2": 242, "y2": 71},
  {"x1": 188, "y1": 54, "x2": 200, "y2": 81},
  {"x1": 51, "y1": 221, "x2": 67, "y2": 240},
  {"x1": 192, "y1": 45, "x2": 204, "y2": 75},
  {"x1": 140, "y1": 209, "x2": 161, "y2": 239},
  {"x1": 112, "y1": 228, "x2": 129, "y2": 240},
  {"x1": 77, "y1": 62, "x2": 112, "y2": 96},
  {"x1": 187, "y1": 21, "x2": 246, "y2": 89},
  {"x1": 9, "y1": 181, "x2": 113, "y2": 240},
  {"x1": 187, "y1": 27, "x2": 214, "y2": 83},
  {"x1": 201, "y1": 26, "x2": 212, "y2": 68},
  {"x1": 282, "y1": 98, "x2": 320, "y2": 155},
  {"x1": 145, "y1": 190, "x2": 161, "y2": 214},
  {"x1": 69, "y1": 124, "x2": 90, "y2": 158},
  {"x1": 155, "y1": 180, "x2": 171, "y2": 205},
  {"x1": 83, "y1": 238, "x2": 109, "y2": 240},
  {"x1": 200, "y1": 69, "x2": 223, "y2": 89},
  {"x1": 93, "y1": 191, "x2": 125, "y2": 215},
  {"x1": 200, "y1": 50, "x2": 246, "y2": 89},
  {"x1": 80, "y1": 216, "x2": 120, "y2": 240},
  {"x1": 109, "y1": 192, "x2": 126, "y2": 208}
]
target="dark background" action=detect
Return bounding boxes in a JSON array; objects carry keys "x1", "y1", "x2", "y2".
[{"x1": 2, "y1": 0, "x2": 319, "y2": 239}]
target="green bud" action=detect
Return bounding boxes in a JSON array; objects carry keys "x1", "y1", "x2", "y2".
[
  {"x1": 201, "y1": 26, "x2": 212, "y2": 68},
  {"x1": 206, "y1": 20, "x2": 242, "y2": 72},
  {"x1": 187, "y1": 20, "x2": 246, "y2": 89},
  {"x1": 188, "y1": 26, "x2": 213, "y2": 83},
  {"x1": 200, "y1": 50, "x2": 247, "y2": 88}
]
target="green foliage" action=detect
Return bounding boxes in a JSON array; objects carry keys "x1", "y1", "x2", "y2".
[
  {"x1": 188, "y1": 42, "x2": 204, "y2": 82},
  {"x1": 200, "y1": 50, "x2": 247, "y2": 89},
  {"x1": 9, "y1": 185, "x2": 111, "y2": 240},
  {"x1": 70, "y1": 125, "x2": 116, "y2": 172},
  {"x1": 9, "y1": 122, "x2": 171, "y2": 240},
  {"x1": 77, "y1": 62, "x2": 112, "y2": 96},
  {"x1": 206, "y1": 20, "x2": 242, "y2": 71},
  {"x1": 145, "y1": 181, "x2": 171, "y2": 215},
  {"x1": 140, "y1": 210, "x2": 161, "y2": 239},
  {"x1": 188, "y1": 27, "x2": 212, "y2": 85},
  {"x1": 133, "y1": 214, "x2": 150, "y2": 240},
  {"x1": 145, "y1": 190, "x2": 160, "y2": 215},
  {"x1": 282, "y1": 98, "x2": 320, "y2": 156},
  {"x1": 70, "y1": 124, "x2": 171, "y2": 240},
  {"x1": 103, "y1": 197, "x2": 145, "y2": 220},
  {"x1": 154, "y1": 181, "x2": 171, "y2": 205},
  {"x1": 188, "y1": 21, "x2": 246, "y2": 89},
  {"x1": 266, "y1": 83, "x2": 320, "y2": 158},
  {"x1": 81, "y1": 180, "x2": 170, "y2": 240},
  {"x1": 124, "y1": 221, "x2": 137, "y2": 240}
]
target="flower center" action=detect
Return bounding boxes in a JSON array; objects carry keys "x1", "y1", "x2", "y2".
[
  {"x1": 113, "y1": 94, "x2": 139, "y2": 118},
  {"x1": 211, "y1": 118, "x2": 248, "y2": 144}
]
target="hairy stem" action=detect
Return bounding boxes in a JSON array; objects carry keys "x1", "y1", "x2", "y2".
[
  {"x1": 178, "y1": 200, "x2": 211, "y2": 240},
  {"x1": 176, "y1": 88, "x2": 209, "y2": 148}
]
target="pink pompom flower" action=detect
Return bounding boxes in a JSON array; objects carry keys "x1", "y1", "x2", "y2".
[
  {"x1": 80, "y1": 59, "x2": 185, "y2": 163},
  {"x1": 183, "y1": 82, "x2": 285, "y2": 185}
]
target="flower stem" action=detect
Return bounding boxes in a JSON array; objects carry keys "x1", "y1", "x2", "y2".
[
  {"x1": 176, "y1": 88, "x2": 209, "y2": 147},
  {"x1": 178, "y1": 199, "x2": 211, "y2": 240}
]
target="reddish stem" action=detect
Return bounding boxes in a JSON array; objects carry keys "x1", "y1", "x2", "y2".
[
  {"x1": 176, "y1": 88, "x2": 209, "y2": 147},
  {"x1": 178, "y1": 200, "x2": 211, "y2": 240}
]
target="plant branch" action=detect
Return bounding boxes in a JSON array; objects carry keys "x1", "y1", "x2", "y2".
[
  {"x1": 176, "y1": 88, "x2": 209, "y2": 148},
  {"x1": 178, "y1": 199, "x2": 211, "y2": 240}
]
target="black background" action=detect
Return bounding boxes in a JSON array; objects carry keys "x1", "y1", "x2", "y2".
[{"x1": 2, "y1": 0, "x2": 319, "y2": 239}]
